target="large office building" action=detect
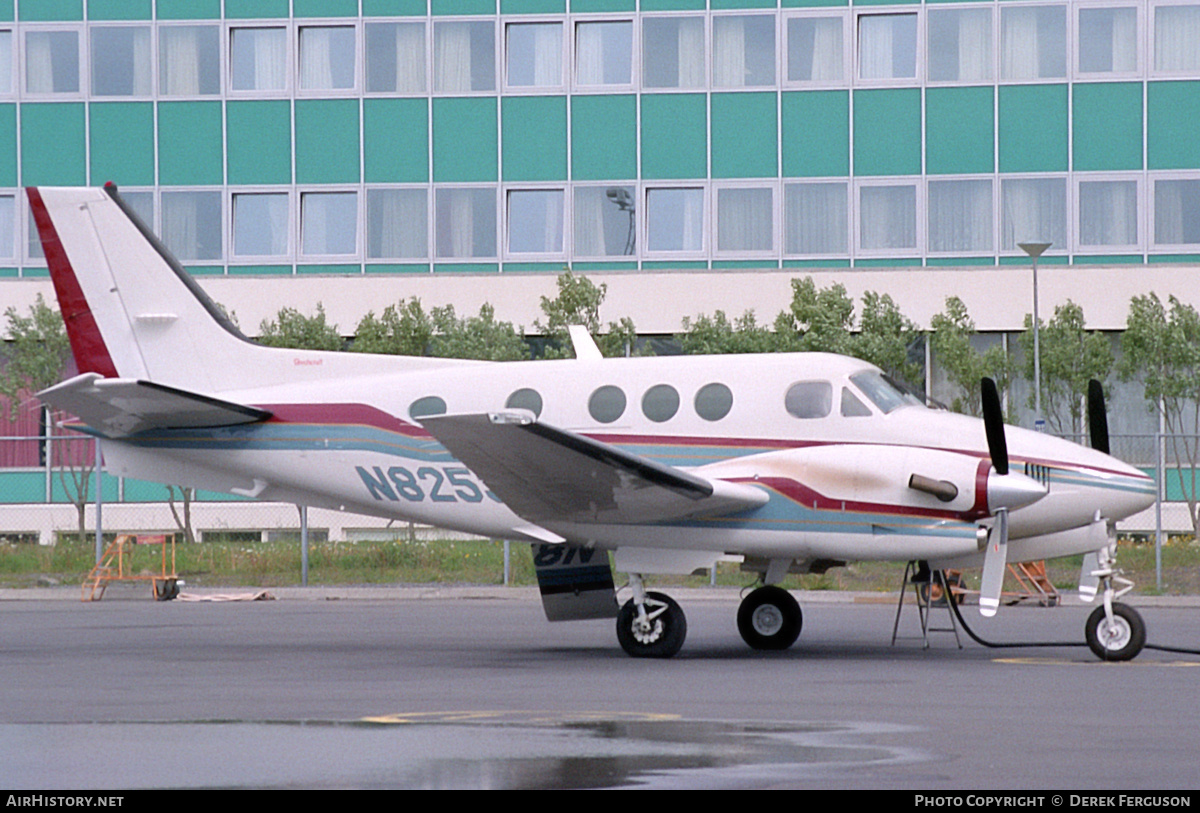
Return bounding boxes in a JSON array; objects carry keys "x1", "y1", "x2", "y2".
[{"x1": 1, "y1": 0, "x2": 1198, "y2": 342}]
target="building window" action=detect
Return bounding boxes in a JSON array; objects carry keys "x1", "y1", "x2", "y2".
[
  {"x1": 1153, "y1": 4, "x2": 1200, "y2": 73},
  {"x1": 928, "y1": 179, "x2": 993, "y2": 253},
  {"x1": 366, "y1": 22, "x2": 425, "y2": 93},
  {"x1": 507, "y1": 189, "x2": 564, "y2": 255},
  {"x1": 646, "y1": 187, "x2": 704, "y2": 253},
  {"x1": 0, "y1": 194, "x2": 14, "y2": 259},
  {"x1": 1078, "y1": 6, "x2": 1137, "y2": 75},
  {"x1": 716, "y1": 186, "x2": 773, "y2": 253},
  {"x1": 506, "y1": 22, "x2": 562, "y2": 89},
  {"x1": 857, "y1": 13, "x2": 918, "y2": 81},
  {"x1": 575, "y1": 186, "x2": 636, "y2": 257},
  {"x1": 1000, "y1": 5, "x2": 1066, "y2": 80},
  {"x1": 300, "y1": 26, "x2": 356, "y2": 92},
  {"x1": 434, "y1": 20, "x2": 495, "y2": 93},
  {"x1": 787, "y1": 16, "x2": 844, "y2": 83},
  {"x1": 435, "y1": 188, "x2": 496, "y2": 259},
  {"x1": 575, "y1": 20, "x2": 632, "y2": 87},
  {"x1": 301, "y1": 192, "x2": 357, "y2": 256},
  {"x1": 713, "y1": 15, "x2": 775, "y2": 88},
  {"x1": 1078, "y1": 179, "x2": 1139, "y2": 248},
  {"x1": 1001, "y1": 177, "x2": 1067, "y2": 252},
  {"x1": 0, "y1": 31, "x2": 11, "y2": 93},
  {"x1": 642, "y1": 16, "x2": 704, "y2": 89},
  {"x1": 25, "y1": 30, "x2": 80, "y2": 94},
  {"x1": 233, "y1": 192, "x2": 289, "y2": 257},
  {"x1": 159, "y1": 26, "x2": 220, "y2": 96},
  {"x1": 1154, "y1": 178, "x2": 1200, "y2": 247},
  {"x1": 161, "y1": 191, "x2": 222, "y2": 262},
  {"x1": 785, "y1": 182, "x2": 848, "y2": 255},
  {"x1": 230, "y1": 27, "x2": 287, "y2": 92},
  {"x1": 859, "y1": 183, "x2": 918, "y2": 253},
  {"x1": 91, "y1": 26, "x2": 151, "y2": 96},
  {"x1": 928, "y1": 8, "x2": 993, "y2": 83},
  {"x1": 367, "y1": 188, "x2": 427, "y2": 259}
]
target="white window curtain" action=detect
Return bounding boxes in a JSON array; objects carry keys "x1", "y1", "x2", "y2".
[
  {"x1": 368, "y1": 189, "x2": 427, "y2": 259},
  {"x1": 860, "y1": 185, "x2": 917, "y2": 251},
  {"x1": 1001, "y1": 178, "x2": 1066, "y2": 251},
  {"x1": 507, "y1": 23, "x2": 561, "y2": 88},
  {"x1": 25, "y1": 31, "x2": 79, "y2": 93},
  {"x1": 436, "y1": 188, "x2": 495, "y2": 259},
  {"x1": 233, "y1": 193, "x2": 288, "y2": 256},
  {"x1": 0, "y1": 32, "x2": 12, "y2": 93},
  {"x1": 1155, "y1": 5, "x2": 1200, "y2": 72},
  {"x1": 1079, "y1": 180, "x2": 1138, "y2": 247},
  {"x1": 713, "y1": 16, "x2": 773, "y2": 87},
  {"x1": 1001, "y1": 6, "x2": 1066, "y2": 80},
  {"x1": 91, "y1": 27, "x2": 151, "y2": 96},
  {"x1": 576, "y1": 21, "x2": 631, "y2": 86},
  {"x1": 788, "y1": 17, "x2": 843, "y2": 82},
  {"x1": 643, "y1": 16, "x2": 704, "y2": 89},
  {"x1": 785, "y1": 183, "x2": 848, "y2": 254},
  {"x1": 436, "y1": 21, "x2": 495, "y2": 92},
  {"x1": 1079, "y1": 7, "x2": 1137, "y2": 73},
  {"x1": 859, "y1": 14, "x2": 917, "y2": 80},
  {"x1": 300, "y1": 27, "x2": 355, "y2": 91},
  {"x1": 647, "y1": 188, "x2": 703, "y2": 252},
  {"x1": 160, "y1": 26, "x2": 219, "y2": 95},
  {"x1": 717, "y1": 187, "x2": 773, "y2": 252},
  {"x1": 231, "y1": 28, "x2": 286, "y2": 91},
  {"x1": 508, "y1": 190, "x2": 563, "y2": 254},
  {"x1": 302, "y1": 192, "x2": 357, "y2": 256},
  {"x1": 394, "y1": 23, "x2": 426, "y2": 93},
  {"x1": 161, "y1": 191, "x2": 221, "y2": 261},
  {"x1": 928, "y1": 180, "x2": 992, "y2": 252},
  {"x1": 928, "y1": 9, "x2": 992, "y2": 82},
  {"x1": 1154, "y1": 179, "x2": 1200, "y2": 246}
]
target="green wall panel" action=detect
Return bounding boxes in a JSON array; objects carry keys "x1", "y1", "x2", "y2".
[
  {"x1": 0, "y1": 472, "x2": 44, "y2": 503},
  {"x1": 89, "y1": 0, "x2": 151, "y2": 18},
  {"x1": 294, "y1": 0, "x2": 358, "y2": 16},
  {"x1": 571, "y1": 94, "x2": 636, "y2": 180},
  {"x1": 0, "y1": 104, "x2": 15, "y2": 186},
  {"x1": 926, "y1": 86, "x2": 994, "y2": 175},
  {"x1": 998, "y1": 84, "x2": 1069, "y2": 173},
  {"x1": 431, "y1": 0, "x2": 494, "y2": 13},
  {"x1": 296, "y1": 99, "x2": 360, "y2": 184},
  {"x1": 90, "y1": 103, "x2": 155, "y2": 186},
  {"x1": 158, "y1": 102, "x2": 222, "y2": 185},
  {"x1": 226, "y1": 101, "x2": 292, "y2": 185},
  {"x1": 1148, "y1": 81, "x2": 1200, "y2": 170},
  {"x1": 362, "y1": 0, "x2": 428, "y2": 14},
  {"x1": 1073, "y1": 83, "x2": 1142, "y2": 171},
  {"x1": 432, "y1": 97, "x2": 498, "y2": 183},
  {"x1": 0, "y1": 1, "x2": 12, "y2": 21},
  {"x1": 641, "y1": 93, "x2": 707, "y2": 179},
  {"x1": 711, "y1": 92, "x2": 777, "y2": 178},
  {"x1": 18, "y1": 0, "x2": 81, "y2": 20},
  {"x1": 853, "y1": 88, "x2": 921, "y2": 176},
  {"x1": 156, "y1": 0, "x2": 221, "y2": 18},
  {"x1": 224, "y1": 0, "x2": 288, "y2": 17},
  {"x1": 781, "y1": 90, "x2": 849, "y2": 177},
  {"x1": 20, "y1": 104, "x2": 85, "y2": 186},
  {"x1": 501, "y1": 0, "x2": 564, "y2": 12},
  {"x1": 640, "y1": 0, "x2": 705, "y2": 9},
  {"x1": 502, "y1": 96, "x2": 567, "y2": 182},
  {"x1": 782, "y1": 0, "x2": 848, "y2": 6},
  {"x1": 570, "y1": 0, "x2": 634, "y2": 11},
  {"x1": 712, "y1": 0, "x2": 777, "y2": 8},
  {"x1": 364, "y1": 98, "x2": 428, "y2": 183}
]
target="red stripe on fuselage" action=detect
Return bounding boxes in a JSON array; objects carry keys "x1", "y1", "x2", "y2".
[{"x1": 25, "y1": 188, "x2": 119, "y2": 378}]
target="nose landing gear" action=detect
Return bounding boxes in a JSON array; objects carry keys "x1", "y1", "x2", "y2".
[{"x1": 1083, "y1": 542, "x2": 1145, "y2": 661}]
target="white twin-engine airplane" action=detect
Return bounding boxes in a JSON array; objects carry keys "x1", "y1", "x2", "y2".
[{"x1": 29, "y1": 185, "x2": 1157, "y2": 661}]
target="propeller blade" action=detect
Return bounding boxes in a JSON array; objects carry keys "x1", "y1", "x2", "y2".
[
  {"x1": 981, "y1": 377, "x2": 1008, "y2": 476},
  {"x1": 1087, "y1": 379, "x2": 1110, "y2": 455},
  {"x1": 979, "y1": 508, "x2": 1008, "y2": 617}
]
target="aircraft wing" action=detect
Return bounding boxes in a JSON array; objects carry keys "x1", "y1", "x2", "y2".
[
  {"x1": 420, "y1": 411, "x2": 768, "y2": 525},
  {"x1": 38, "y1": 373, "x2": 272, "y2": 438}
]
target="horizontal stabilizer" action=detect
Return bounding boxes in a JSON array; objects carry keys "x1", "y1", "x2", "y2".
[
  {"x1": 38, "y1": 373, "x2": 271, "y2": 438},
  {"x1": 420, "y1": 411, "x2": 768, "y2": 525}
]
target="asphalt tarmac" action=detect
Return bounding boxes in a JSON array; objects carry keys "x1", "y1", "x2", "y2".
[{"x1": 2, "y1": 585, "x2": 1198, "y2": 790}]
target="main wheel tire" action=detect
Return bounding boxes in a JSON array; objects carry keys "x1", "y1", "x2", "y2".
[
  {"x1": 737, "y1": 586, "x2": 802, "y2": 651},
  {"x1": 616, "y1": 591, "x2": 687, "y2": 658},
  {"x1": 1085, "y1": 602, "x2": 1145, "y2": 662},
  {"x1": 154, "y1": 578, "x2": 179, "y2": 602}
]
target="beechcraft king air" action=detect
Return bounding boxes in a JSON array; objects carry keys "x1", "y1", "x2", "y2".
[{"x1": 29, "y1": 184, "x2": 1158, "y2": 660}]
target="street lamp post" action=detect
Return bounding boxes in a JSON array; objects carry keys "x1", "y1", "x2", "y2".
[{"x1": 1019, "y1": 241, "x2": 1052, "y2": 431}]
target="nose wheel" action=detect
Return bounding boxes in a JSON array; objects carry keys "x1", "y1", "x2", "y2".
[
  {"x1": 616, "y1": 588, "x2": 687, "y2": 658},
  {"x1": 1085, "y1": 602, "x2": 1145, "y2": 661}
]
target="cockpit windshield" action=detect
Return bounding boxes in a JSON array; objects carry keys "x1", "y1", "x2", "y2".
[{"x1": 849, "y1": 370, "x2": 923, "y2": 414}]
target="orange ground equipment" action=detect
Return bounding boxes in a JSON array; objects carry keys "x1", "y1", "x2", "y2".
[{"x1": 82, "y1": 534, "x2": 179, "y2": 602}]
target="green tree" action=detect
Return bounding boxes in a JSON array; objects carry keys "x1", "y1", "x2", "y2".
[
  {"x1": 1119, "y1": 293, "x2": 1200, "y2": 536},
  {"x1": 0, "y1": 294, "x2": 71, "y2": 419},
  {"x1": 352, "y1": 298, "x2": 434, "y2": 356},
  {"x1": 855, "y1": 291, "x2": 923, "y2": 388},
  {"x1": 929, "y1": 296, "x2": 1012, "y2": 417},
  {"x1": 430, "y1": 303, "x2": 528, "y2": 361},
  {"x1": 534, "y1": 271, "x2": 640, "y2": 358},
  {"x1": 773, "y1": 277, "x2": 856, "y2": 355},
  {"x1": 1019, "y1": 300, "x2": 1114, "y2": 436},
  {"x1": 678, "y1": 310, "x2": 776, "y2": 355},
  {"x1": 257, "y1": 304, "x2": 345, "y2": 351}
]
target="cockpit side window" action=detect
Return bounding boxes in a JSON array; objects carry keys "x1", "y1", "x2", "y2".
[
  {"x1": 840, "y1": 387, "x2": 873, "y2": 417},
  {"x1": 849, "y1": 370, "x2": 921, "y2": 414},
  {"x1": 784, "y1": 381, "x2": 832, "y2": 419}
]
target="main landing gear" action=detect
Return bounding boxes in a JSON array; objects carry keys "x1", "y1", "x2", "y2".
[{"x1": 616, "y1": 575, "x2": 804, "y2": 658}]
